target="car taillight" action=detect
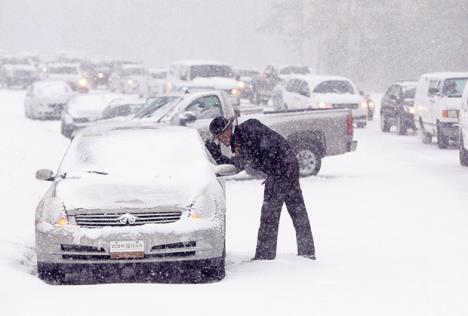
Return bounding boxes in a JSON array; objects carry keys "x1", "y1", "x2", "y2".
[{"x1": 346, "y1": 114, "x2": 353, "y2": 136}]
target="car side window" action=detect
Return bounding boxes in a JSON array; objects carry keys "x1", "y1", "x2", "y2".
[
  {"x1": 179, "y1": 67, "x2": 188, "y2": 81},
  {"x1": 428, "y1": 79, "x2": 440, "y2": 97},
  {"x1": 186, "y1": 95, "x2": 223, "y2": 119},
  {"x1": 297, "y1": 80, "x2": 310, "y2": 97},
  {"x1": 286, "y1": 79, "x2": 295, "y2": 92}
]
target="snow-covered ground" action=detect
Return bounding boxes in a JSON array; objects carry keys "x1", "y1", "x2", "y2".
[{"x1": 1, "y1": 90, "x2": 468, "y2": 315}]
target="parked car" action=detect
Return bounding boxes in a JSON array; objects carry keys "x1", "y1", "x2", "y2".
[
  {"x1": 166, "y1": 60, "x2": 241, "y2": 107},
  {"x1": 0, "y1": 64, "x2": 39, "y2": 89},
  {"x1": 108, "y1": 63, "x2": 149, "y2": 95},
  {"x1": 233, "y1": 68, "x2": 260, "y2": 101},
  {"x1": 148, "y1": 68, "x2": 167, "y2": 96},
  {"x1": 44, "y1": 63, "x2": 89, "y2": 92},
  {"x1": 24, "y1": 81, "x2": 73, "y2": 119},
  {"x1": 281, "y1": 75, "x2": 368, "y2": 127},
  {"x1": 126, "y1": 90, "x2": 357, "y2": 177},
  {"x1": 413, "y1": 72, "x2": 468, "y2": 148},
  {"x1": 359, "y1": 90, "x2": 375, "y2": 120},
  {"x1": 35, "y1": 125, "x2": 233, "y2": 284},
  {"x1": 61, "y1": 93, "x2": 115, "y2": 138},
  {"x1": 380, "y1": 80, "x2": 418, "y2": 135},
  {"x1": 458, "y1": 83, "x2": 468, "y2": 166},
  {"x1": 100, "y1": 98, "x2": 146, "y2": 120}
]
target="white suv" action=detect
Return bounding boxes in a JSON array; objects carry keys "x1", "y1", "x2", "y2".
[{"x1": 413, "y1": 72, "x2": 468, "y2": 148}]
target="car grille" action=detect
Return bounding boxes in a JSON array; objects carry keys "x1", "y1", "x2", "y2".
[
  {"x1": 48, "y1": 103, "x2": 65, "y2": 110},
  {"x1": 73, "y1": 211, "x2": 183, "y2": 228},
  {"x1": 333, "y1": 103, "x2": 359, "y2": 109}
]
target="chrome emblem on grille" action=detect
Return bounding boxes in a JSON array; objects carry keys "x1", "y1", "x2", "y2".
[{"x1": 117, "y1": 213, "x2": 137, "y2": 225}]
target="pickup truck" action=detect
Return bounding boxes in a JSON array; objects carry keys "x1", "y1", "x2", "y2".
[{"x1": 90, "y1": 90, "x2": 358, "y2": 176}]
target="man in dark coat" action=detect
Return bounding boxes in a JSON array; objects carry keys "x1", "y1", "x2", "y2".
[{"x1": 206, "y1": 116, "x2": 315, "y2": 260}]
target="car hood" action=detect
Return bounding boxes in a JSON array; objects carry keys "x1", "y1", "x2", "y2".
[
  {"x1": 312, "y1": 93, "x2": 363, "y2": 104},
  {"x1": 37, "y1": 94, "x2": 71, "y2": 104},
  {"x1": 192, "y1": 77, "x2": 238, "y2": 90},
  {"x1": 69, "y1": 109, "x2": 103, "y2": 120},
  {"x1": 54, "y1": 173, "x2": 219, "y2": 213}
]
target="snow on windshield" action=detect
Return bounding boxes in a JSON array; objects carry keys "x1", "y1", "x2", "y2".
[
  {"x1": 59, "y1": 127, "x2": 213, "y2": 178},
  {"x1": 442, "y1": 78, "x2": 468, "y2": 97},
  {"x1": 190, "y1": 65, "x2": 233, "y2": 79}
]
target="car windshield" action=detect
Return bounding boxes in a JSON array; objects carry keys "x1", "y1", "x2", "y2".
[
  {"x1": 122, "y1": 67, "x2": 145, "y2": 76},
  {"x1": 133, "y1": 96, "x2": 180, "y2": 119},
  {"x1": 34, "y1": 82, "x2": 71, "y2": 96},
  {"x1": 59, "y1": 128, "x2": 211, "y2": 178},
  {"x1": 67, "y1": 95, "x2": 107, "y2": 115},
  {"x1": 442, "y1": 78, "x2": 468, "y2": 97},
  {"x1": 312, "y1": 80, "x2": 356, "y2": 94},
  {"x1": 151, "y1": 71, "x2": 167, "y2": 79},
  {"x1": 101, "y1": 104, "x2": 145, "y2": 119},
  {"x1": 402, "y1": 86, "x2": 416, "y2": 99},
  {"x1": 190, "y1": 65, "x2": 233, "y2": 79},
  {"x1": 279, "y1": 66, "x2": 310, "y2": 75},
  {"x1": 49, "y1": 66, "x2": 78, "y2": 74}
]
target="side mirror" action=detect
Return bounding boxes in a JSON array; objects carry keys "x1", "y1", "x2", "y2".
[
  {"x1": 35, "y1": 169, "x2": 55, "y2": 181},
  {"x1": 178, "y1": 111, "x2": 197, "y2": 126},
  {"x1": 214, "y1": 164, "x2": 238, "y2": 177},
  {"x1": 428, "y1": 87, "x2": 439, "y2": 96}
]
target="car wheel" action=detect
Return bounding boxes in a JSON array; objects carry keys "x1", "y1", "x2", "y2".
[
  {"x1": 437, "y1": 122, "x2": 449, "y2": 149},
  {"x1": 380, "y1": 114, "x2": 390, "y2": 132},
  {"x1": 396, "y1": 115, "x2": 407, "y2": 135},
  {"x1": 295, "y1": 144, "x2": 322, "y2": 177},
  {"x1": 459, "y1": 133, "x2": 468, "y2": 166}
]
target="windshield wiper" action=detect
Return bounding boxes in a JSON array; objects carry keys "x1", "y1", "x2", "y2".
[{"x1": 85, "y1": 170, "x2": 109, "y2": 175}]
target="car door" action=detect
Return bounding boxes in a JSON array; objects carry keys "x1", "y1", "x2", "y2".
[
  {"x1": 296, "y1": 80, "x2": 312, "y2": 108},
  {"x1": 381, "y1": 85, "x2": 396, "y2": 117},
  {"x1": 427, "y1": 79, "x2": 441, "y2": 128}
]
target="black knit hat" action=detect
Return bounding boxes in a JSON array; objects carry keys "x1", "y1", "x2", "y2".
[{"x1": 209, "y1": 116, "x2": 235, "y2": 137}]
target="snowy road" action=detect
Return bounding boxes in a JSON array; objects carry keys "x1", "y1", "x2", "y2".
[{"x1": 1, "y1": 90, "x2": 468, "y2": 316}]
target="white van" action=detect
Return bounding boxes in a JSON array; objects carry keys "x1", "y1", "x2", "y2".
[
  {"x1": 413, "y1": 72, "x2": 468, "y2": 148},
  {"x1": 459, "y1": 82, "x2": 468, "y2": 166},
  {"x1": 166, "y1": 60, "x2": 241, "y2": 107}
]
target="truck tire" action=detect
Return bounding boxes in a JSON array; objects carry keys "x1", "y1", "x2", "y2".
[
  {"x1": 380, "y1": 114, "x2": 390, "y2": 132},
  {"x1": 293, "y1": 143, "x2": 322, "y2": 177},
  {"x1": 396, "y1": 115, "x2": 407, "y2": 135},
  {"x1": 437, "y1": 122, "x2": 449, "y2": 149},
  {"x1": 459, "y1": 134, "x2": 468, "y2": 166}
]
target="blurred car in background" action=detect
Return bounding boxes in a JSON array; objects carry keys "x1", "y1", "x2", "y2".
[
  {"x1": 414, "y1": 72, "x2": 468, "y2": 148},
  {"x1": 108, "y1": 63, "x2": 149, "y2": 95},
  {"x1": 166, "y1": 60, "x2": 241, "y2": 107},
  {"x1": 358, "y1": 90, "x2": 375, "y2": 120},
  {"x1": 380, "y1": 80, "x2": 417, "y2": 135},
  {"x1": 278, "y1": 65, "x2": 312, "y2": 81},
  {"x1": 24, "y1": 81, "x2": 73, "y2": 119},
  {"x1": 148, "y1": 68, "x2": 167, "y2": 96},
  {"x1": 282, "y1": 75, "x2": 368, "y2": 127},
  {"x1": 250, "y1": 65, "x2": 283, "y2": 105},
  {"x1": 61, "y1": 93, "x2": 115, "y2": 138},
  {"x1": 35, "y1": 125, "x2": 230, "y2": 284},
  {"x1": 44, "y1": 63, "x2": 89, "y2": 92},
  {"x1": 233, "y1": 68, "x2": 259, "y2": 102},
  {"x1": 0, "y1": 64, "x2": 39, "y2": 89},
  {"x1": 100, "y1": 98, "x2": 146, "y2": 120}
]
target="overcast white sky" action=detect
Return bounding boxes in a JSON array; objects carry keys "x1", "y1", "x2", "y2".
[{"x1": 0, "y1": 0, "x2": 299, "y2": 69}]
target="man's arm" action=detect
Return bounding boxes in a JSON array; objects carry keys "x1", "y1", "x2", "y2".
[{"x1": 205, "y1": 139, "x2": 233, "y2": 165}]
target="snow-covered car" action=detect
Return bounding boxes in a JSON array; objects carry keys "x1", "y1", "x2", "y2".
[
  {"x1": 108, "y1": 64, "x2": 149, "y2": 95},
  {"x1": 0, "y1": 64, "x2": 39, "y2": 89},
  {"x1": 148, "y1": 68, "x2": 167, "y2": 96},
  {"x1": 44, "y1": 63, "x2": 89, "y2": 92},
  {"x1": 24, "y1": 81, "x2": 74, "y2": 119},
  {"x1": 458, "y1": 82, "x2": 468, "y2": 166},
  {"x1": 100, "y1": 98, "x2": 146, "y2": 120},
  {"x1": 282, "y1": 75, "x2": 368, "y2": 127},
  {"x1": 61, "y1": 93, "x2": 115, "y2": 138},
  {"x1": 380, "y1": 80, "x2": 418, "y2": 135},
  {"x1": 414, "y1": 72, "x2": 468, "y2": 148},
  {"x1": 166, "y1": 60, "x2": 242, "y2": 107},
  {"x1": 35, "y1": 125, "x2": 232, "y2": 284}
]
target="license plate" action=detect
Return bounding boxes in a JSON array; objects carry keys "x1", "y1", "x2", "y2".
[{"x1": 110, "y1": 240, "x2": 145, "y2": 259}]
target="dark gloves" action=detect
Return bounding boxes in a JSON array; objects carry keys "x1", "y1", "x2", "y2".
[{"x1": 205, "y1": 139, "x2": 233, "y2": 165}]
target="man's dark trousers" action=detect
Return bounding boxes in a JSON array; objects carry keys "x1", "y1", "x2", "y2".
[{"x1": 255, "y1": 165, "x2": 315, "y2": 260}]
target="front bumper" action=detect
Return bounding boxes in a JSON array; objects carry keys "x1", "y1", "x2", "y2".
[
  {"x1": 351, "y1": 108, "x2": 368, "y2": 122},
  {"x1": 35, "y1": 217, "x2": 225, "y2": 265},
  {"x1": 34, "y1": 104, "x2": 65, "y2": 119}
]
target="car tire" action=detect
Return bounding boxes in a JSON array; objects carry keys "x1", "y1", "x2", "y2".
[
  {"x1": 396, "y1": 115, "x2": 407, "y2": 135},
  {"x1": 380, "y1": 114, "x2": 390, "y2": 132},
  {"x1": 293, "y1": 142, "x2": 322, "y2": 177},
  {"x1": 437, "y1": 122, "x2": 449, "y2": 149},
  {"x1": 459, "y1": 133, "x2": 468, "y2": 166}
]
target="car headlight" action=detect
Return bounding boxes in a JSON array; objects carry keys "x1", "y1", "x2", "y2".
[
  {"x1": 404, "y1": 105, "x2": 415, "y2": 114},
  {"x1": 318, "y1": 101, "x2": 332, "y2": 109},
  {"x1": 237, "y1": 81, "x2": 246, "y2": 89},
  {"x1": 128, "y1": 79, "x2": 134, "y2": 86},
  {"x1": 188, "y1": 195, "x2": 217, "y2": 220},
  {"x1": 41, "y1": 198, "x2": 69, "y2": 227},
  {"x1": 231, "y1": 88, "x2": 241, "y2": 96},
  {"x1": 97, "y1": 72, "x2": 104, "y2": 79},
  {"x1": 42, "y1": 66, "x2": 48, "y2": 73},
  {"x1": 78, "y1": 78, "x2": 88, "y2": 87},
  {"x1": 360, "y1": 101, "x2": 368, "y2": 109},
  {"x1": 367, "y1": 100, "x2": 375, "y2": 108}
]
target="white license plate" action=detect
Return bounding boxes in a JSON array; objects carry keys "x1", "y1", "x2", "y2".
[{"x1": 110, "y1": 240, "x2": 145, "y2": 259}]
